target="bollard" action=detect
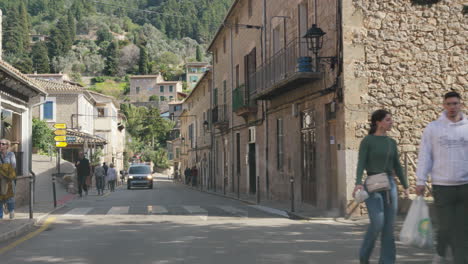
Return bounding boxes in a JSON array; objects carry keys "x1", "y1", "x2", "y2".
[
  {"x1": 290, "y1": 176, "x2": 295, "y2": 212},
  {"x1": 52, "y1": 173, "x2": 57, "y2": 208}
]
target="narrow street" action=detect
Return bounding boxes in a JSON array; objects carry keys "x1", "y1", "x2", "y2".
[{"x1": 0, "y1": 176, "x2": 432, "y2": 264}]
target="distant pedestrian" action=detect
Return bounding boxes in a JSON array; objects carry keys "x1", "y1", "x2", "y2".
[
  {"x1": 184, "y1": 167, "x2": 191, "y2": 185},
  {"x1": 75, "y1": 151, "x2": 91, "y2": 197},
  {"x1": 107, "y1": 163, "x2": 117, "y2": 192},
  {"x1": 353, "y1": 110, "x2": 409, "y2": 264},
  {"x1": 94, "y1": 163, "x2": 106, "y2": 196},
  {"x1": 0, "y1": 139, "x2": 16, "y2": 219},
  {"x1": 415, "y1": 91, "x2": 468, "y2": 264},
  {"x1": 191, "y1": 166, "x2": 198, "y2": 187},
  {"x1": 103, "y1": 162, "x2": 109, "y2": 189}
]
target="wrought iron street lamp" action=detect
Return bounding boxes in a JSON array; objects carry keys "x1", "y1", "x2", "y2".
[{"x1": 303, "y1": 24, "x2": 325, "y2": 54}]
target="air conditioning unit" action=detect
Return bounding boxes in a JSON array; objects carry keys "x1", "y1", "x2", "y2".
[{"x1": 248, "y1": 127, "x2": 256, "y2": 143}]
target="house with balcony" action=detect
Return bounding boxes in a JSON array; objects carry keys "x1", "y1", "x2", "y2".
[
  {"x1": 88, "y1": 91, "x2": 126, "y2": 173},
  {"x1": 31, "y1": 79, "x2": 107, "y2": 163},
  {"x1": 129, "y1": 74, "x2": 183, "y2": 103},
  {"x1": 186, "y1": 62, "x2": 211, "y2": 89}
]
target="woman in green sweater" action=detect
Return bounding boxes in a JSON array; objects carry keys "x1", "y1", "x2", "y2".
[{"x1": 353, "y1": 110, "x2": 409, "y2": 264}]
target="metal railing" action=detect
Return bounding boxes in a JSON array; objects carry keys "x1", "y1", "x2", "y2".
[
  {"x1": 233, "y1": 85, "x2": 256, "y2": 112},
  {"x1": 212, "y1": 104, "x2": 229, "y2": 124},
  {"x1": 248, "y1": 38, "x2": 316, "y2": 95}
]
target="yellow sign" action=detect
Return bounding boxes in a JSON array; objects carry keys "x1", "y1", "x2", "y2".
[
  {"x1": 54, "y1": 130, "x2": 67, "y2": 136},
  {"x1": 53, "y1": 123, "x2": 67, "y2": 129},
  {"x1": 54, "y1": 136, "x2": 67, "y2": 142},
  {"x1": 55, "y1": 142, "x2": 68, "y2": 148}
]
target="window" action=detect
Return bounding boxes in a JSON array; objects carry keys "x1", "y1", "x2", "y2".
[
  {"x1": 235, "y1": 18, "x2": 239, "y2": 34},
  {"x1": 223, "y1": 80, "x2": 227, "y2": 105},
  {"x1": 136, "y1": 87, "x2": 140, "y2": 94},
  {"x1": 190, "y1": 68, "x2": 197, "y2": 73},
  {"x1": 41, "y1": 97, "x2": 56, "y2": 121},
  {"x1": 190, "y1": 76, "x2": 198, "y2": 83},
  {"x1": 235, "y1": 65, "x2": 240, "y2": 88},
  {"x1": 169, "y1": 85, "x2": 174, "y2": 92},
  {"x1": 169, "y1": 96, "x2": 174, "y2": 101},
  {"x1": 215, "y1": 49, "x2": 218, "y2": 64},
  {"x1": 277, "y1": 118, "x2": 284, "y2": 170},
  {"x1": 97, "y1": 108, "x2": 105, "y2": 117},
  {"x1": 213, "y1": 88, "x2": 218, "y2": 106},
  {"x1": 176, "y1": 148, "x2": 180, "y2": 159},
  {"x1": 248, "y1": 0, "x2": 253, "y2": 17},
  {"x1": 188, "y1": 124, "x2": 194, "y2": 148},
  {"x1": 160, "y1": 86, "x2": 164, "y2": 92},
  {"x1": 273, "y1": 25, "x2": 281, "y2": 54},
  {"x1": 236, "y1": 133, "x2": 241, "y2": 175},
  {"x1": 160, "y1": 96, "x2": 165, "y2": 101}
]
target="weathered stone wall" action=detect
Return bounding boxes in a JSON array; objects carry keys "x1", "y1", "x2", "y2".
[{"x1": 344, "y1": 0, "x2": 466, "y2": 196}]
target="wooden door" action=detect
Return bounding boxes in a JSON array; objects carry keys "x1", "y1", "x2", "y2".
[{"x1": 301, "y1": 110, "x2": 317, "y2": 205}]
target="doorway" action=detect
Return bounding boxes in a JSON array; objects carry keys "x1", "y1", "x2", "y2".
[
  {"x1": 301, "y1": 109, "x2": 317, "y2": 206},
  {"x1": 248, "y1": 143, "x2": 256, "y2": 193}
]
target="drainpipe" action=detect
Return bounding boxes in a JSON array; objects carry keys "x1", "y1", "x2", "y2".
[
  {"x1": 230, "y1": 25, "x2": 235, "y2": 194},
  {"x1": 263, "y1": 0, "x2": 269, "y2": 200}
]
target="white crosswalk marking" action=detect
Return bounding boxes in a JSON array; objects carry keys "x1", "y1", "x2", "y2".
[
  {"x1": 217, "y1": 205, "x2": 248, "y2": 218},
  {"x1": 64, "y1": 207, "x2": 93, "y2": 217},
  {"x1": 148, "y1": 205, "x2": 168, "y2": 214},
  {"x1": 182, "y1": 206, "x2": 208, "y2": 220},
  {"x1": 107, "y1": 206, "x2": 129, "y2": 215}
]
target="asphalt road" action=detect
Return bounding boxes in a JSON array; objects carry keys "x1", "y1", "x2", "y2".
[{"x1": 0, "y1": 176, "x2": 433, "y2": 264}]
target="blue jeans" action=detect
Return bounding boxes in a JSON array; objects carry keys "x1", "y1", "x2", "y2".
[
  {"x1": 360, "y1": 176, "x2": 398, "y2": 264},
  {"x1": 0, "y1": 182, "x2": 15, "y2": 219}
]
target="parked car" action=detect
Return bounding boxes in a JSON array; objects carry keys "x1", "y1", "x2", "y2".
[{"x1": 127, "y1": 164, "x2": 153, "y2": 189}]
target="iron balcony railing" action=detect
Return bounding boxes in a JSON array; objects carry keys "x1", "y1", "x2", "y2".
[
  {"x1": 233, "y1": 84, "x2": 256, "y2": 112},
  {"x1": 212, "y1": 104, "x2": 229, "y2": 124},
  {"x1": 248, "y1": 38, "x2": 317, "y2": 96}
]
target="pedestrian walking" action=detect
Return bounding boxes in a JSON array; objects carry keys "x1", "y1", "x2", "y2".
[
  {"x1": 415, "y1": 91, "x2": 468, "y2": 264},
  {"x1": 184, "y1": 167, "x2": 191, "y2": 185},
  {"x1": 352, "y1": 109, "x2": 409, "y2": 264},
  {"x1": 103, "y1": 162, "x2": 109, "y2": 190},
  {"x1": 75, "y1": 151, "x2": 91, "y2": 197},
  {"x1": 0, "y1": 139, "x2": 16, "y2": 219},
  {"x1": 107, "y1": 163, "x2": 117, "y2": 192},
  {"x1": 94, "y1": 163, "x2": 106, "y2": 195},
  {"x1": 191, "y1": 166, "x2": 198, "y2": 187}
]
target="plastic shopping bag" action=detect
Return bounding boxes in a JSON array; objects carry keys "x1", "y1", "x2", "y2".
[{"x1": 399, "y1": 196, "x2": 433, "y2": 248}]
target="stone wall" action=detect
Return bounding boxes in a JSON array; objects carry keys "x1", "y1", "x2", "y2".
[{"x1": 344, "y1": 0, "x2": 466, "y2": 195}]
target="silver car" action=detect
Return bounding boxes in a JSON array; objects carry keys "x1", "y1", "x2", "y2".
[{"x1": 127, "y1": 165, "x2": 153, "y2": 189}]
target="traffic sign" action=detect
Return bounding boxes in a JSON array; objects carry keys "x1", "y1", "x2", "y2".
[
  {"x1": 54, "y1": 130, "x2": 67, "y2": 136},
  {"x1": 54, "y1": 136, "x2": 67, "y2": 142},
  {"x1": 53, "y1": 123, "x2": 67, "y2": 129},
  {"x1": 66, "y1": 136, "x2": 77, "y2": 142},
  {"x1": 55, "y1": 142, "x2": 68, "y2": 147}
]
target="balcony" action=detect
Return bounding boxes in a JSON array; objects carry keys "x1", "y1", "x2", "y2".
[
  {"x1": 212, "y1": 104, "x2": 229, "y2": 131},
  {"x1": 233, "y1": 84, "x2": 257, "y2": 121},
  {"x1": 249, "y1": 38, "x2": 323, "y2": 100}
]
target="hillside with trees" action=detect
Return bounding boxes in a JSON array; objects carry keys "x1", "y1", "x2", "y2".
[{"x1": 0, "y1": 0, "x2": 232, "y2": 80}]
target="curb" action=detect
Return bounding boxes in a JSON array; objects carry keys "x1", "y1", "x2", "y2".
[
  {"x1": 182, "y1": 184, "x2": 306, "y2": 220},
  {"x1": 0, "y1": 199, "x2": 72, "y2": 244}
]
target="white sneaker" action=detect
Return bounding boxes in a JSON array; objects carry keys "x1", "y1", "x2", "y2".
[
  {"x1": 432, "y1": 255, "x2": 446, "y2": 264},
  {"x1": 9, "y1": 210, "x2": 14, "y2": 219}
]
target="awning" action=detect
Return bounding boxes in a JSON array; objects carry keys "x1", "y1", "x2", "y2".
[{"x1": 65, "y1": 129, "x2": 107, "y2": 147}]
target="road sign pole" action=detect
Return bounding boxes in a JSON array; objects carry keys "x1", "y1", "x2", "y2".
[{"x1": 53, "y1": 148, "x2": 59, "y2": 208}]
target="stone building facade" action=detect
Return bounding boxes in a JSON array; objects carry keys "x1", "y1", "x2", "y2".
[
  {"x1": 129, "y1": 75, "x2": 183, "y2": 102},
  {"x1": 186, "y1": 62, "x2": 211, "y2": 89},
  {"x1": 178, "y1": 0, "x2": 466, "y2": 216}
]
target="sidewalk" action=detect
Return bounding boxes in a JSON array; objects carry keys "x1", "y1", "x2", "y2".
[{"x1": 0, "y1": 154, "x2": 76, "y2": 243}]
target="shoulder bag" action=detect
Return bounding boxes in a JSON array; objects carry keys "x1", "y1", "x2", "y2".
[{"x1": 365, "y1": 139, "x2": 392, "y2": 193}]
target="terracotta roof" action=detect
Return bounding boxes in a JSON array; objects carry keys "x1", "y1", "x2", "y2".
[
  {"x1": 32, "y1": 79, "x2": 84, "y2": 92},
  {"x1": 159, "y1": 81, "x2": 181, "y2": 84},
  {"x1": 0, "y1": 60, "x2": 46, "y2": 96},
  {"x1": 186, "y1": 62, "x2": 211, "y2": 66},
  {"x1": 129, "y1": 75, "x2": 162, "y2": 79}
]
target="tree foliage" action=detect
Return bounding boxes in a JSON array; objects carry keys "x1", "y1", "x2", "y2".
[
  {"x1": 32, "y1": 118, "x2": 54, "y2": 153},
  {"x1": 31, "y1": 42, "x2": 50, "y2": 73}
]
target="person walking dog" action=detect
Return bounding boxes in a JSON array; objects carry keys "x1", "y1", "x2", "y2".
[
  {"x1": 0, "y1": 139, "x2": 16, "y2": 219},
  {"x1": 353, "y1": 110, "x2": 409, "y2": 264},
  {"x1": 415, "y1": 91, "x2": 468, "y2": 264}
]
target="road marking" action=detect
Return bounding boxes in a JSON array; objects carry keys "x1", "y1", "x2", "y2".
[
  {"x1": 217, "y1": 206, "x2": 248, "y2": 218},
  {"x1": 0, "y1": 217, "x2": 56, "y2": 255},
  {"x1": 148, "y1": 205, "x2": 168, "y2": 214},
  {"x1": 107, "y1": 206, "x2": 129, "y2": 215},
  {"x1": 64, "y1": 207, "x2": 93, "y2": 217},
  {"x1": 182, "y1": 206, "x2": 208, "y2": 220}
]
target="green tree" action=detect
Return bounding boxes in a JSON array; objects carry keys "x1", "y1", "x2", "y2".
[
  {"x1": 148, "y1": 95, "x2": 159, "y2": 102},
  {"x1": 67, "y1": 10, "x2": 76, "y2": 42},
  {"x1": 104, "y1": 41, "x2": 119, "y2": 75},
  {"x1": 196, "y1": 46, "x2": 203, "y2": 62},
  {"x1": 31, "y1": 42, "x2": 50, "y2": 73},
  {"x1": 96, "y1": 28, "x2": 113, "y2": 44},
  {"x1": 57, "y1": 16, "x2": 73, "y2": 52},
  {"x1": 3, "y1": 5, "x2": 24, "y2": 56},
  {"x1": 18, "y1": 0, "x2": 31, "y2": 51},
  {"x1": 32, "y1": 118, "x2": 54, "y2": 153},
  {"x1": 138, "y1": 46, "x2": 149, "y2": 75}
]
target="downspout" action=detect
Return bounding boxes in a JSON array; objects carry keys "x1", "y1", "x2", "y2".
[
  {"x1": 230, "y1": 25, "x2": 235, "y2": 194},
  {"x1": 209, "y1": 53, "x2": 215, "y2": 192}
]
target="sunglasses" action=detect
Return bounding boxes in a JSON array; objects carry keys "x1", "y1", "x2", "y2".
[{"x1": 0, "y1": 143, "x2": 8, "y2": 146}]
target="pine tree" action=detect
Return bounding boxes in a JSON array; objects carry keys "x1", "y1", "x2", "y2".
[
  {"x1": 47, "y1": 26, "x2": 65, "y2": 58},
  {"x1": 67, "y1": 10, "x2": 76, "y2": 42},
  {"x1": 31, "y1": 42, "x2": 50, "y2": 73},
  {"x1": 138, "y1": 46, "x2": 149, "y2": 75},
  {"x1": 196, "y1": 46, "x2": 203, "y2": 62},
  {"x1": 56, "y1": 16, "x2": 72, "y2": 53},
  {"x1": 105, "y1": 41, "x2": 119, "y2": 76},
  {"x1": 3, "y1": 5, "x2": 24, "y2": 56},
  {"x1": 19, "y1": 0, "x2": 31, "y2": 51}
]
